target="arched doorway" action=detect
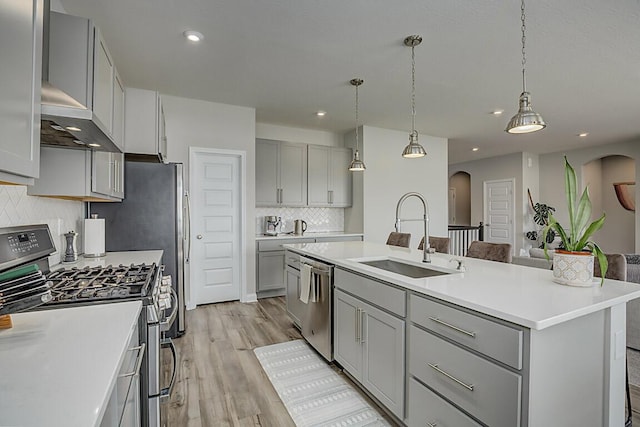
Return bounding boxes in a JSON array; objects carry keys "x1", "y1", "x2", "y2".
[
  {"x1": 582, "y1": 155, "x2": 635, "y2": 254},
  {"x1": 449, "y1": 171, "x2": 471, "y2": 225}
]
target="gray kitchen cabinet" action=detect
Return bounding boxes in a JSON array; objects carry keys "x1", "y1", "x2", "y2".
[
  {"x1": 100, "y1": 321, "x2": 142, "y2": 427},
  {"x1": 46, "y1": 12, "x2": 124, "y2": 152},
  {"x1": 257, "y1": 238, "x2": 314, "y2": 298},
  {"x1": 258, "y1": 251, "x2": 286, "y2": 293},
  {"x1": 112, "y1": 72, "x2": 126, "y2": 151},
  {"x1": 407, "y1": 293, "x2": 525, "y2": 427},
  {"x1": 285, "y1": 265, "x2": 304, "y2": 327},
  {"x1": 256, "y1": 139, "x2": 307, "y2": 206},
  {"x1": 407, "y1": 378, "x2": 481, "y2": 427},
  {"x1": 124, "y1": 88, "x2": 167, "y2": 162},
  {"x1": 28, "y1": 147, "x2": 124, "y2": 201},
  {"x1": 0, "y1": 0, "x2": 43, "y2": 185},
  {"x1": 94, "y1": 28, "x2": 114, "y2": 136},
  {"x1": 334, "y1": 280, "x2": 405, "y2": 419},
  {"x1": 308, "y1": 145, "x2": 352, "y2": 207}
]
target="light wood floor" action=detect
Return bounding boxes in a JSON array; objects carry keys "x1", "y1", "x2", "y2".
[
  {"x1": 161, "y1": 297, "x2": 302, "y2": 426},
  {"x1": 162, "y1": 297, "x2": 640, "y2": 426}
]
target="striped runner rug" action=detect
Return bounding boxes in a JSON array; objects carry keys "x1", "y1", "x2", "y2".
[{"x1": 254, "y1": 339, "x2": 392, "y2": 427}]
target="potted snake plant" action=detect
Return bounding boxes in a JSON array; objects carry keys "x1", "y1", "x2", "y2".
[{"x1": 542, "y1": 156, "x2": 607, "y2": 286}]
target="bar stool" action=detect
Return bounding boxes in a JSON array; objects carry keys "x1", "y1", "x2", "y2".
[
  {"x1": 417, "y1": 236, "x2": 451, "y2": 254},
  {"x1": 466, "y1": 241, "x2": 512, "y2": 263},
  {"x1": 386, "y1": 232, "x2": 411, "y2": 248}
]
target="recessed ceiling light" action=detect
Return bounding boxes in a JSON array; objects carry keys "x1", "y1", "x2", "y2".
[
  {"x1": 183, "y1": 30, "x2": 203, "y2": 42},
  {"x1": 472, "y1": 147, "x2": 479, "y2": 151},
  {"x1": 578, "y1": 132, "x2": 589, "y2": 137},
  {"x1": 87, "y1": 143, "x2": 101, "y2": 148},
  {"x1": 66, "y1": 126, "x2": 81, "y2": 132},
  {"x1": 73, "y1": 140, "x2": 85, "y2": 145},
  {"x1": 316, "y1": 111, "x2": 327, "y2": 117},
  {"x1": 491, "y1": 110, "x2": 504, "y2": 116}
]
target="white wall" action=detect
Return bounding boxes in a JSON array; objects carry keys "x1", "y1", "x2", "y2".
[
  {"x1": 449, "y1": 152, "x2": 526, "y2": 253},
  {"x1": 522, "y1": 153, "x2": 540, "y2": 251},
  {"x1": 256, "y1": 123, "x2": 342, "y2": 147},
  {"x1": 359, "y1": 126, "x2": 448, "y2": 248},
  {"x1": 162, "y1": 95, "x2": 256, "y2": 305},
  {"x1": 539, "y1": 141, "x2": 640, "y2": 253}
]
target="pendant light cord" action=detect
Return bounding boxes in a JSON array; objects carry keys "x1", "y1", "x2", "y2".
[
  {"x1": 411, "y1": 44, "x2": 417, "y2": 137},
  {"x1": 355, "y1": 81, "x2": 359, "y2": 151},
  {"x1": 521, "y1": 0, "x2": 527, "y2": 93}
]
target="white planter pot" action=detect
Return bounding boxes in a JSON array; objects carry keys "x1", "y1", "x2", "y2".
[{"x1": 552, "y1": 251, "x2": 595, "y2": 287}]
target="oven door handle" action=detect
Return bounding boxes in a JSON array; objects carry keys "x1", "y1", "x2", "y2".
[
  {"x1": 160, "y1": 288, "x2": 179, "y2": 332},
  {"x1": 159, "y1": 336, "x2": 177, "y2": 403}
]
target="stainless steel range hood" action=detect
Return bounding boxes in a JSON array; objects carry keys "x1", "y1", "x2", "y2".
[{"x1": 41, "y1": 5, "x2": 121, "y2": 153}]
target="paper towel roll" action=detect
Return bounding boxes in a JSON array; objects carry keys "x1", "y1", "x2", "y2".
[{"x1": 84, "y1": 217, "x2": 105, "y2": 257}]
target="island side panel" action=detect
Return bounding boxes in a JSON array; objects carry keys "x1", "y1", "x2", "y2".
[{"x1": 527, "y1": 306, "x2": 625, "y2": 426}]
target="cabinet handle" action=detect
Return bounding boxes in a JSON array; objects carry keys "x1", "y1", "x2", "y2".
[
  {"x1": 428, "y1": 363, "x2": 474, "y2": 391},
  {"x1": 329, "y1": 190, "x2": 333, "y2": 204},
  {"x1": 427, "y1": 422, "x2": 437, "y2": 427},
  {"x1": 428, "y1": 316, "x2": 476, "y2": 338},
  {"x1": 355, "y1": 308, "x2": 360, "y2": 342},
  {"x1": 119, "y1": 343, "x2": 146, "y2": 378},
  {"x1": 360, "y1": 309, "x2": 366, "y2": 343}
]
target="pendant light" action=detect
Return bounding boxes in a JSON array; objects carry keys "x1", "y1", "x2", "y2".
[
  {"x1": 349, "y1": 78, "x2": 366, "y2": 171},
  {"x1": 402, "y1": 35, "x2": 426, "y2": 158},
  {"x1": 505, "y1": 0, "x2": 546, "y2": 134}
]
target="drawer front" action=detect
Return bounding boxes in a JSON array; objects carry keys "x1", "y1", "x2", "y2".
[
  {"x1": 315, "y1": 235, "x2": 363, "y2": 242},
  {"x1": 285, "y1": 251, "x2": 300, "y2": 269},
  {"x1": 335, "y1": 268, "x2": 405, "y2": 317},
  {"x1": 409, "y1": 294, "x2": 523, "y2": 369},
  {"x1": 407, "y1": 378, "x2": 481, "y2": 427},
  {"x1": 409, "y1": 326, "x2": 522, "y2": 427},
  {"x1": 258, "y1": 238, "x2": 315, "y2": 251}
]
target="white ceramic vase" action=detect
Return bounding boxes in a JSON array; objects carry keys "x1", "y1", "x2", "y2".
[{"x1": 552, "y1": 250, "x2": 595, "y2": 287}]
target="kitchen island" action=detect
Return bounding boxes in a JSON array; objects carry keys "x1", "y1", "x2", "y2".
[
  {"x1": 285, "y1": 240, "x2": 640, "y2": 427},
  {"x1": 0, "y1": 300, "x2": 142, "y2": 427}
]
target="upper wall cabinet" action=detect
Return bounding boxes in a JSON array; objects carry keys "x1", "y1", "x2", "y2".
[
  {"x1": 124, "y1": 88, "x2": 167, "y2": 162},
  {"x1": 256, "y1": 139, "x2": 307, "y2": 207},
  {"x1": 44, "y1": 12, "x2": 124, "y2": 152},
  {"x1": 28, "y1": 147, "x2": 124, "y2": 201},
  {"x1": 0, "y1": 0, "x2": 43, "y2": 185},
  {"x1": 308, "y1": 145, "x2": 352, "y2": 207}
]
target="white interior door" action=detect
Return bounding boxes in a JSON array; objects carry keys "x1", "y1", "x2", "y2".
[
  {"x1": 483, "y1": 179, "x2": 515, "y2": 252},
  {"x1": 191, "y1": 150, "x2": 242, "y2": 304}
]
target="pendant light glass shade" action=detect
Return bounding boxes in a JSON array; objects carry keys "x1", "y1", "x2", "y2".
[
  {"x1": 402, "y1": 35, "x2": 426, "y2": 158},
  {"x1": 505, "y1": 0, "x2": 546, "y2": 134},
  {"x1": 349, "y1": 78, "x2": 366, "y2": 172}
]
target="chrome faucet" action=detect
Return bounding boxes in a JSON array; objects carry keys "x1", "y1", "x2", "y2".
[{"x1": 395, "y1": 192, "x2": 430, "y2": 263}]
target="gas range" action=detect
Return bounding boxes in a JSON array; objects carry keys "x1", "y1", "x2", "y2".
[{"x1": 0, "y1": 224, "x2": 175, "y2": 427}]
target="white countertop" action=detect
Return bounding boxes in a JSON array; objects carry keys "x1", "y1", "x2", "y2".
[
  {"x1": 0, "y1": 301, "x2": 142, "y2": 427},
  {"x1": 284, "y1": 241, "x2": 640, "y2": 330},
  {"x1": 256, "y1": 232, "x2": 363, "y2": 241},
  {"x1": 53, "y1": 250, "x2": 164, "y2": 270}
]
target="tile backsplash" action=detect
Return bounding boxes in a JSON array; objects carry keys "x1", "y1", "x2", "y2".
[
  {"x1": 255, "y1": 207, "x2": 344, "y2": 234},
  {"x1": 0, "y1": 185, "x2": 85, "y2": 265}
]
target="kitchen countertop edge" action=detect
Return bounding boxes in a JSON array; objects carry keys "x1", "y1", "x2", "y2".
[{"x1": 256, "y1": 232, "x2": 363, "y2": 241}]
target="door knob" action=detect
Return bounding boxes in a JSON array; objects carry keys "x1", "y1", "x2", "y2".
[{"x1": 197, "y1": 234, "x2": 203, "y2": 240}]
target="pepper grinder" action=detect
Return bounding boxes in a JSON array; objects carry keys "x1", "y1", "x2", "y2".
[{"x1": 63, "y1": 230, "x2": 78, "y2": 263}]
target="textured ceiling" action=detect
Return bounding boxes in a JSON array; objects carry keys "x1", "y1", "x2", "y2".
[{"x1": 59, "y1": 0, "x2": 640, "y2": 163}]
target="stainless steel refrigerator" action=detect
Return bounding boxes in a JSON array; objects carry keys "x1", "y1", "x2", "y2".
[{"x1": 90, "y1": 161, "x2": 187, "y2": 338}]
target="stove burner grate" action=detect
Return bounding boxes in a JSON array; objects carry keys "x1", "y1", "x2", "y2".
[{"x1": 46, "y1": 263, "x2": 157, "y2": 304}]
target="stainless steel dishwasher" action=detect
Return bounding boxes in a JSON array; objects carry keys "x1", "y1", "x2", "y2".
[{"x1": 300, "y1": 256, "x2": 333, "y2": 361}]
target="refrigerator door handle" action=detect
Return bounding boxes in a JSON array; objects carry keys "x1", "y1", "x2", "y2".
[{"x1": 185, "y1": 191, "x2": 192, "y2": 264}]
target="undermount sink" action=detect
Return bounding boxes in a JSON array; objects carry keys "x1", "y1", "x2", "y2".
[{"x1": 358, "y1": 259, "x2": 452, "y2": 278}]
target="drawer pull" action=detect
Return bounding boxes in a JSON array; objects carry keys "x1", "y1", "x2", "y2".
[
  {"x1": 428, "y1": 363, "x2": 474, "y2": 391},
  {"x1": 427, "y1": 423, "x2": 437, "y2": 427},
  {"x1": 428, "y1": 316, "x2": 476, "y2": 338}
]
